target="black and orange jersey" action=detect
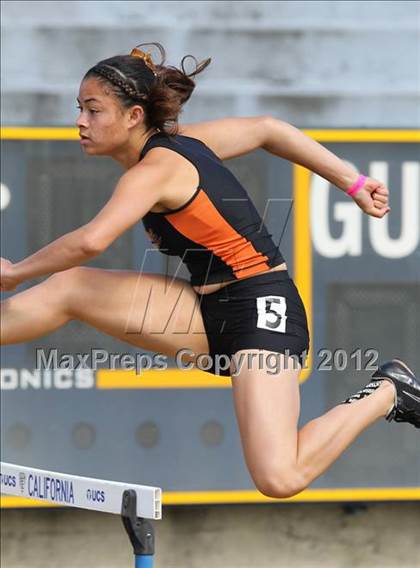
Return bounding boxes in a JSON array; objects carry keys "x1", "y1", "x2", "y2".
[{"x1": 140, "y1": 132, "x2": 285, "y2": 286}]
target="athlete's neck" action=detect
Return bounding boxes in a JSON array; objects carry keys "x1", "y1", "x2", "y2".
[{"x1": 111, "y1": 128, "x2": 158, "y2": 170}]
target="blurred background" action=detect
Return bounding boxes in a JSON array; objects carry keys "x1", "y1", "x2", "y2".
[{"x1": 1, "y1": 1, "x2": 419, "y2": 567}]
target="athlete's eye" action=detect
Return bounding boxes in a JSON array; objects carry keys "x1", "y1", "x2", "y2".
[{"x1": 76, "y1": 106, "x2": 99, "y2": 114}]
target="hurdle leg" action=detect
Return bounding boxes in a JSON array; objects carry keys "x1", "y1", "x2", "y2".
[{"x1": 121, "y1": 490, "x2": 155, "y2": 568}]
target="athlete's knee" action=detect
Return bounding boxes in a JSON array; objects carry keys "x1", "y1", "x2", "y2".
[
  {"x1": 252, "y1": 462, "x2": 307, "y2": 499},
  {"x1": 46, "y1": 266, "x2": 90, "y2": 289},
  {"x1": 45, "y1": 267, "x2": 89, "y2": 313}
]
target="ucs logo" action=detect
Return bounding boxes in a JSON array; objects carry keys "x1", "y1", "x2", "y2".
[
  {"x1": 0, "y1": 473, "x2": 17, "y2": 488},
  {"x1": 86, "y1": 488, "x2": 105, "y2": 503}
]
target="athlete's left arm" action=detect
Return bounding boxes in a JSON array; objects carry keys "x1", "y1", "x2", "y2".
[
  {"x1": 180, "y1": 116, "x2": 390, "y2": 218},
  {"x1": 180, "y1": 115, "x2": 361, "y2": 189},
  {"x1": 179, "y1": 116, "x2": 271, "y2": 161}
]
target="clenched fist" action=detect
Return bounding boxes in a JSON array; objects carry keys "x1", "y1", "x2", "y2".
[{"x1": 350, "y1": 177, "x2": 391, "y2": 218}]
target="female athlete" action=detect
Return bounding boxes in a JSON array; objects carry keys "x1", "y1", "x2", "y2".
[{"x1": 1, "y1": 42, "x2": 419, "y2": 498}]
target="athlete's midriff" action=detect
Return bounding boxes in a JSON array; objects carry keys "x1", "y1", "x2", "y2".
[{"x1": 192, "y1": 262, "x2": 288, "y2": 295}]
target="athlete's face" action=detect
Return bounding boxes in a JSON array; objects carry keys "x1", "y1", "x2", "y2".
[{"x1": 76, "y1": 77, "x2": 143, "y2": 156}]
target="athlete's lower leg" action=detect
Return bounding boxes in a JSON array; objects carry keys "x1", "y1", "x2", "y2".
[{"x1": 295, "y1": 379, "x2": 395, "y2": 486}]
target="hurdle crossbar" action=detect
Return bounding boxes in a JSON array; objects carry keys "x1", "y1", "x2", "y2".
[{"x1": 0, "y1": 462, "x2": 162, "y2": 520}]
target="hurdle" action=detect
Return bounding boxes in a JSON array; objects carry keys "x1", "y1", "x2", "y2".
[{"x1": 1, "y1": 462, "x2": 162, "y2": 567}]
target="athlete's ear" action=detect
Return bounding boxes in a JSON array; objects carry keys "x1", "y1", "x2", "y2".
[{"x1": 127, "y1": 105, "x2": 145, "y2": 128}]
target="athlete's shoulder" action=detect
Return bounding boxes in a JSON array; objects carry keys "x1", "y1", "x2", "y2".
[
  {"x1": 126, "y1": 148, "x2": 175, "y2": 187},
  {"x1": 133, "y1": 137, "x2": 199, "y2": 193},
  {"x1": 177, "y1": 124, "x2": 223, "y2": 159},
  {"x1": 140, "y1": 131, "x2": 223, "y2": 170}
]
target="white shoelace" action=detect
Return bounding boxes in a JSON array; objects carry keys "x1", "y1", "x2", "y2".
[{"x1": 340, "y1": 379, "x2": 395, "y2": 418}]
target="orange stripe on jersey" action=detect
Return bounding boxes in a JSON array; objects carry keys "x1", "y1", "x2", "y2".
[{"x1": 165, "y1": 189, "x2": 270, "y2": 278}]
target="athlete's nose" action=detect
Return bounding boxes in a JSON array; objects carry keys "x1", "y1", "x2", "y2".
[{"x1": 76, "y1": 112, "x2": 88, "y2": 129}]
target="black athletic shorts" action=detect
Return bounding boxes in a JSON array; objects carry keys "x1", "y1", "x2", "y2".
[{"x1": 194, "y1": 270, "x2": 310, "y2": 376}]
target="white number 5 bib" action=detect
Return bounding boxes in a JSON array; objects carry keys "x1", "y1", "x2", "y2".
[{"x1": 256, "y1": 295, "x2": 287, "y2": 333}]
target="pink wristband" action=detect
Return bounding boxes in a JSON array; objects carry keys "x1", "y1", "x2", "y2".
[{"x1": 346, "y1": 174, "x2": 366, "y2": 196}]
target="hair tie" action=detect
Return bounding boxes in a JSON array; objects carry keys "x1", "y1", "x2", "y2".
[{"x1": 130, "y1": 47, "x2": 157, "y2": 77}]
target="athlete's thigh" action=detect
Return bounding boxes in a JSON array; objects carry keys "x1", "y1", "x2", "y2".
[
  {"x1": 230, "y1": 349, "x2": 301, "y2": 475},
  {"x1": 67, "y1": 267, "x2": 209, "y2": 360}
]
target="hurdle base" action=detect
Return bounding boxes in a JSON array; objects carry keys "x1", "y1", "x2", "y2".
[{"x1": 121, "y1": 489, "x2": 155, "y2": 568}]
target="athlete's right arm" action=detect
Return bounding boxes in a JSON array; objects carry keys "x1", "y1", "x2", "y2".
[{"x1": 1, "y1": 163, "x2": 167, "y2": 289}]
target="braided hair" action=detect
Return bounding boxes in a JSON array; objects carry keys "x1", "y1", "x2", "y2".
[{"x1": 83, "y1": 42, "x2": 211, "y2": 136}]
